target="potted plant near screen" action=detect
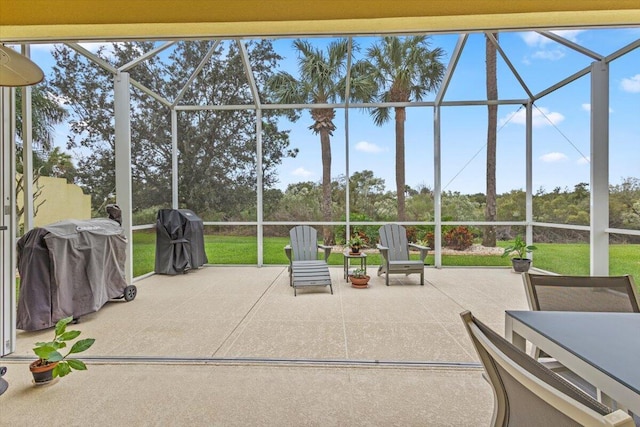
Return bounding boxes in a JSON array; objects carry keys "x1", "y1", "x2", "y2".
[
  {"x1": 348, "y1": 235, "x2": 365, "y2": 254},
  {"x1": 501, "y1": 235, "x2": 537, "y2": 273},
  {"x1": 349, "y1": 268, "x2": 370, "y2": 288},
  {"x1": 29, "y1": 316, "x2": 95, "y2": 385}
]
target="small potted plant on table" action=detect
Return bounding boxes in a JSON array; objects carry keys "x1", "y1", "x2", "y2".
[
  {"x1": 349, "y1": 268, "x2": 370, "y2": 288},
  {"x1": 348, "y1": 235, "x2": 365, "y2": 255},
  {"x1": 501, "y1": 235, "x2": 537, "y2": 273},
  {"x1": 30, "y1": 316, "x2": 95, "y2": 385}
]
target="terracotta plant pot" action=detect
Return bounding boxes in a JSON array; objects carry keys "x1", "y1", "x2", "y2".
[
  {"x1": 29, "y1": 360, "x2": 58, "y2": 385},
  {"x1": 350, "y1": 275, "x2": 370, "y2": 288}
]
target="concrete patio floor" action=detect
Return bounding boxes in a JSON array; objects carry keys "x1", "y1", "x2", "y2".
[{"x1": 1, "y1": 266, "x2": 529, "y2": 426}]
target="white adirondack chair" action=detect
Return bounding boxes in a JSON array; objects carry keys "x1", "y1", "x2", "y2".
[
  {"x1": 284, "y1": 226, "x2": 333, "y2": 296},
  {"x1": 377, "y1": 224, "x2": 429, "y2": 286}
]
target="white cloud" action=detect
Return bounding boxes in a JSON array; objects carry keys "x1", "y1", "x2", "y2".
[
  {"x1": 576, "y1": 156, "x2": 590, "y2": 165},
  {"x1": 521, "y1": 30, "x2": 582, "y2": 63},
  {"x1": 521, "y1": 30, "x2": 583, "y2": 47},
  {"x1": 499, "y1": 107, "x2": 565, "y2": 127},
  {"x1": 531, "y1": 49, "x2": 565, "y2": 61},
  {"x1": 621, "y1": 74, "x2": 640, "y2": 93},
  {"x1": 291, "y1": 167, "x2": 313, "y2": 177},
  {"x1": 551, "y1": 30, "x2": 583, "y2": 43},
  {"x1": 355, "y1": 140, "x2": 384, "y2": 153},
  {"x1": 521, "y1": 32, "x2": 548, "y2": 47},
  {"x1": 540, "y1": 152, "x2": 568, "y2": 162}
]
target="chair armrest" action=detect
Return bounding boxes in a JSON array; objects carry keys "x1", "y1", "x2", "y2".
[
  {"x1": 318, "y1": 244, "x2": 332, "y2": 263},
  {"x1": 377, "y1": 244, "x2": 390, "y2": 263},
  {"x1": 284, "y1": 245, "x2": 292, "y2": 263},
  {"x1": 409, "y1": 243, "x2": 430, "y2": 262}
]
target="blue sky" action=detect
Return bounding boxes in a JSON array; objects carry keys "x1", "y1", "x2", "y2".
[
  {"x1": 22, "y1": 28, "x2": 640, "y2": 195},
  {"x1": 269, "y1": 29, "x2": 640, "y2": 195}
]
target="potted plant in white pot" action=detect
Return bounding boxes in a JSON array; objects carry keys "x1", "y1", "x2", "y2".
[
  {"x1": 30, "y1": 316, "x2": 95, "y2": 385},
  {"x1": 501, "y1": 235, "x2": 537, "y2": 273}
]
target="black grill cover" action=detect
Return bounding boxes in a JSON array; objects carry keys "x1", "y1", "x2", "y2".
[
  {"x1": 155, "y1": 209, "x2": 208, "y2": 275},
  {"x1": 16, "y1": 218, "x2": 128, "y2": 331}
]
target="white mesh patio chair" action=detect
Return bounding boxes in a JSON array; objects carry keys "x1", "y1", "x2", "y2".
[
  {"x1": 460, "y1": 310, "x2": 634, "y2": 427},
  {"x1": 522, "y1": 273, "x2": 640, "y2": 407},
  {"x1": 523, "y1": 273, "x2": 640, "y2": 360}
]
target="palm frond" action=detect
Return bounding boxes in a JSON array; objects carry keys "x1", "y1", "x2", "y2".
[{"x1": 371, "y1": 106, "x2": 390, "y2": 126}]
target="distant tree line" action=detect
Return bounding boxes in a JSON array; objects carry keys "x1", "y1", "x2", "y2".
[{"x1": 262, "y1": 173, "x2": 640, "y2": 244}]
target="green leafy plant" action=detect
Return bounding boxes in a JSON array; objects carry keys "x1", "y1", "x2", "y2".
[
  {"x1": 32, "y1": 316, "x2": 95, "y2": 378},
  {"x1": 350, "y1": 268, "x2": 369, "y2": 278},
  {"x1": 348, "y1": 235, "x2": 365, "y2": 250},
  {"x1": 501, "y1": 235, "x2": 537, "y2": 260}
]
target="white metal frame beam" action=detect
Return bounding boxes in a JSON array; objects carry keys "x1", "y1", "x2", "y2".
[
  {"x1": 0, "y1": 87, "x2": 17, "y2": 356},
  {"x1": 525, "y1": 102, "x2": 533, "y2": 253},
  {"x1": 486, "y1": 32, "x2": 534, "y2": 100},
  {"x1": 118, "y1": 41, "x2": 177, "y2": 72},
  {"x1": 538, "y1": 31, "x2": 604, "y2": 61},
  {"x1": 590, "y1": 61, "x2": 609, "y2": 275},
  {"x1": 114, "y1": 72, "x2": 133, "y2": 284},
  {"x1": 433, "y1": 105, "x2": 442, "y2": 268},
  {"x1": 344, "y1": 37, "x2": 353, "y2": 241},
  {"x1": 238, "y1": 39, "x2": 264, "y2": 265}
]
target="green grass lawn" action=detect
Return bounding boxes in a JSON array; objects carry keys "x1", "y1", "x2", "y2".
[
  {"x1": 133, "y1": 232, "x2": 640, "y2": 290},
  {"x1": 15, "y1": 234, "x2": 640, "y2": 299}
]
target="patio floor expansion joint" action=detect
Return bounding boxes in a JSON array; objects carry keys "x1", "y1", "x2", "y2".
[{"x1": 1, "y1": 355, "x2": 482, "y2": 369}]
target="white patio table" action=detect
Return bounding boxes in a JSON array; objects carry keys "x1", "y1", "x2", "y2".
[{"x1": 505, "y1": 310, "x2": 640, "y2": 414}]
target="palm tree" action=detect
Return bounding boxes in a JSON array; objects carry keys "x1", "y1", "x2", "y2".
[
  {"x1": 366, "y1": 36, "x2": 445, "y2": 221},
  {"x1": 16, "y1": 85, "x2": 68, "y2": 151},
  {"x1": 15, "y1": 85, "x2": 69, "y2": 227},
  {"x1": 483, "y1": 33, "x2": 498, "y2": 247},
  {"x1": 268, "y1": 39, "x2": 375, "y2": 244}
]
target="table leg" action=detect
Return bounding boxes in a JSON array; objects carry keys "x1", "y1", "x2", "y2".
[{"x1": 505, "y1": 317, "x2": 526, "y2": 352}]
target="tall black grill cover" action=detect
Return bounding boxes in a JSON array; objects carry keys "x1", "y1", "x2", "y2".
[
  {"x1": 155, "y1": 209, "x2": 208, "y2": 275},
  {"x1": 16, "y1": 218, "x2": 128, "y2": 331}
]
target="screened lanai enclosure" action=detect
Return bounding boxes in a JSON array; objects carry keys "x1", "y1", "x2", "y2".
[
  {"x1": 12, "y1": 31, "x2": 640, "y2": 276},
  {"x1": 2, "y1": 2, "x2": 640, "y2": 356}
]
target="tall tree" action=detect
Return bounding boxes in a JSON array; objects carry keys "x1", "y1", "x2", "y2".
[
  {"x1": 349, "y1": 170, "x2": 386, "y2": 219},
  {"x1": 268, "y1": 39, "x2": 375, "y2": 244},
  {"x1": 483, "y1": 33, "x2": 498, "y2": 247},
  {"x1": 366, "y1": 36, "x2": 445, "y2": 221},
  {"x1": 50, "y1": 40, "x2": 295, "y2": 218}
]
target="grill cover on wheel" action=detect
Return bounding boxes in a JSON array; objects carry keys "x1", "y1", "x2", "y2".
[
  {"x1": 155, "y1": 209, "x2": 208, "y2": 275},
  {"x1": 16, "y1": 218, "x2": 128, "y2": 331}
]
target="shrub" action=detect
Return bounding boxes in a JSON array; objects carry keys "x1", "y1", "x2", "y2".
[
  {"x1": 443, "y1": 226, "x2": 474, "y2": 251},
  {"x1": 405, "y1": 226, "x2": 418, "y2": 243},
  {"x1": 423, "y1": 231, "x2": 435, "y2": 249}
]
